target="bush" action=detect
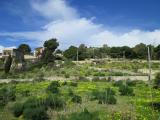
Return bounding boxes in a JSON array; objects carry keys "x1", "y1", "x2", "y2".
[
  {"x1": 0, "y1": 86, "x2": 16, "y2": 106},
  {"x1": 94, "y1": 72, "x2": 105, "y2": 77},
  {"x1": 92, "y1": 88, "x2": 117, "y2": 104},
  {"x1": 47, "y1": 81, "x2": 60, "y2": 94},
  {"x1": 45, "y1": 94, "x2": 65, "y2": 109},
  {"x1": 126, "y1": 79, "x2": 137, "y2": 86},
  {"x1": 65, "y1": 73, "x2": 70, "y2": 78},
  {"x1": 15, "y1": 97, "x2": 49, "y2": 120},
  {"x1": 23, "y1": 106, "x2": 49, "y2": 120},
  {"x1": 23, "y1": 97, "x2": 45, "y2": 109},
  {"x1": 113, "y1": 80, "x2": 123, "y2": 87},
  {"x1": 12, "y1": 102, "x2": 24, "y2": 117},
  {"x1": 92, "y1": 77, "x2": 100, "y2": 82},
  {"x1": 71, "y1": 95, "x2": 82, "y2": 104},
  {"x1": 119, "y1": 85, "x2": 135, "y2": 96},
  {"x1": 148, "y1": 102, "x2": 160, "y2": 111},
  {"x1": 61, "y1": 108, "x2": 100, "y2": 120},
  {"x1": 61, "y1": 81, "x2": 68, "y2": 86},
  {"x1": 68, "y1": 89, "x2": 74, "y2": 96},
  {"x1": 69, "y1": 82, "x2": 78, "y2": 87},
  {"x1": 154, "y1": 72, "x2": 160, "y2": 88},
  {"x1": 20, "y1": 90, "x2": 30, "y2": 97}
]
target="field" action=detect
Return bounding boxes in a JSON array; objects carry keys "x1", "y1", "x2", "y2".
[{"x1": 0, "y1": 59, "x2": 160, "y2": 120}]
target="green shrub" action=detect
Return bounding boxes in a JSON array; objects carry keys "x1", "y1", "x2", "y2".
[
  {"x1": 119, "y1": 85, "x2": 135, "y2": 96},
  {"x1": 92, "y1": 88, "x2": 117, "y2": 104},
  {"x1": 113, "y1": 80, "x2": 123, "y2": 87},
  {"x1": 69, "y1": 82, "x2": 78, "y2": 87},
  {"x1": 12, "y1": 102, "x2": 24, "y2": 117},
  {"x1": 20, "y1": 90, "x2": 30, "y2": 97},
  {"x1": 45, "y1": 94, "x2": 65, "y2": 109},
  {"x1": 47, "y1": 81, "x2": 60, "y2": 94},
  {"x1": 61, "y1": 108, "x2": 100, "y2": 120},
  {"x1": 148, "y1": 102, "x2": 160, "y2": 111},
  {"x1": 0, "y1": 86, "x2": 16, "y2": 106},
  {"x1": 154, "y1": 72, "x2": 160, "y2": 88},
  {"x1": 126, "y1": 79, "x2": 137, "y2": 86},
  {"x1": 65, "y1": 73, "x2": 70, "y2": 78},
  {"x1": 92, "y1": 77, "x2": 100, "y2": 82},
  {"x1": 61, "y1": 70, "x2": 66, "y2": 74},
  {"x1": 61, "y1": 81, "x2": 68, "y2": 86},
  {"x1": 23, "y1": 106, "x2": 49, "y2": 120},
  {"x1": 94, "y1": 72, "x2": 105, "y2": 77},
  {"x1": 68, "y1": 89, "x2": 74, "y2": 96},
  {"x1": 71, "y1": 95, "x2": 82, "y2": 104},
  {"x1": 23, "y1": 97, "x2": 45, "y2": 109}
]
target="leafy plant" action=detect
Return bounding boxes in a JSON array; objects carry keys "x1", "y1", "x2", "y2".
[
  {"x1": 61, "y1": 108, "x2": 100, "y2": 120},
  {"x1": 47, "y1": 81, "x2": 60, "y2": 94},
  {"x1": 12, "y1": 102, "x2": 24, "y2": 117},
  {"x1": 0, "y1": 86, "x2": 16, "y2": 106},
  {"x1": 71, "y1": 95, "x2": 82, "y2": 104},
  {"x1": 113, "y1": 80, "x2": 123, "y2": 87},
  {"x1": 45, "y1": 94, "x2": 65, "y2": 109},
  {"x1": 69, "y1": 82, "x2": 78, "y2": 87},
  {"x1": 154, "y1": 72, "x2": 160, "y2": 88},
  {"x1": 92, "y1": 88, "x2": 117, "y2": 104},
  {"x1": 23, "y1": 106, "x2": 49, "y2": 120},
  {"x1": 119, "y1": 85, "x2": 135, "y2": 96}
]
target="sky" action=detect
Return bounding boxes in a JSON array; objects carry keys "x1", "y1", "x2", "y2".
[{"x1": 0, "y1": 0, "x2": 160, "y2": 52}]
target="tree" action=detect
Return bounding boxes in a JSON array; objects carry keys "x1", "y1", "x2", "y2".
[
  {"x1": 63, "y1": 46, "x2": 77, "y2": 60},
  {"x1": 42, "y1": 38, "x2": 59, "y2": 64},
  {"x1": 18, "y1": 44, "x2": 31, "y2": 55},
  {"x1": 4, "y1": 55, "x2": 12, "y2": 73},
  {"x1": 55, "y1": 49, "x2": 63, "y2": 54},
  {"x1": 121, "y1": 46, "x2": 136, "y2": 59},
  {"x1": 154, "y1": 45, "x2": 160, "y2": 60},
  {"x1": 133, "y1": 43, "x2": 147, "y2": 59},
  {"x1": 78, "y1": 44, "x2": 87, "y2": 60}
]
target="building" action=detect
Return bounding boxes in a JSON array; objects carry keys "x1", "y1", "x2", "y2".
[
  {"x1": 34, "y1": 47, "x2": 44, "y2": 58},
  {"x1": 0, "y1": 48, "x2": 17, "y2": 59}
]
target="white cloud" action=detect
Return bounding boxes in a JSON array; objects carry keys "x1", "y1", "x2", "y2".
[
  {"x1": 31, "y1": 0, "x2": 78, "y2": 20},
  {"x1": 0, "y1": 0, "x2": 160, "y2": 49},
  {"x1": 0, "y1": 45, "x2": 4, "y2": 53}
]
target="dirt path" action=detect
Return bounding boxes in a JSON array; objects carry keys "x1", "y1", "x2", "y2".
[{"x1": 0, "y1": 75, "x2": 151, "y2": 83}]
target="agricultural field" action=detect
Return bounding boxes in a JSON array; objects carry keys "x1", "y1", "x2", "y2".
[{"x1": 0, "y1": 59, "x2": 160, "y2": 120}]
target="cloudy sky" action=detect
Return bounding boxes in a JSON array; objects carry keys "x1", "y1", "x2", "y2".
[{"x1": 0, "y1": 0, "x2": 160, "y2": 51}]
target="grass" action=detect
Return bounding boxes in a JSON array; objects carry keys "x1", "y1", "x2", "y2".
[
  {"x1": 0, "y1": 59, "x2": 160, "y2": 119},
  {"x1": 0, "y1": 80, "x2": 160, "y2": 120}
]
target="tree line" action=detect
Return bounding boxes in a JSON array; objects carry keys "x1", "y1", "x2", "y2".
[
  {"x1": 11, "y1": 40, "x2": 160, "y2": 62},
  {"x1": 63, "y1": 43, "x2": 160, "y2": 60}
]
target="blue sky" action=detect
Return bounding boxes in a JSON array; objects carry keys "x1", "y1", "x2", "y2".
[{"x1": 0, "y1": 0, "x2": 160, "y2": 51}]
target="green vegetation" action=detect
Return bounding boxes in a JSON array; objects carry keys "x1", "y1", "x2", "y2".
[
  {"x1": 18, "y1": 44, "x2": 31, "y2": 55},
  {"x1": 91, "y1": 88, "x2": 117, "y2": 104},
  {"x1": 0, "y1": 40, "x2": 160, "y2": 120}
]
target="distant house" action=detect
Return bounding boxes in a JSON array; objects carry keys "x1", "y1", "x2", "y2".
[
  {"x1": 2, "y1": 48, "x2": 16, "y2": 58},
  {"x1": 34, "y1": 47, "x2": 44, "y2": 58}
]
